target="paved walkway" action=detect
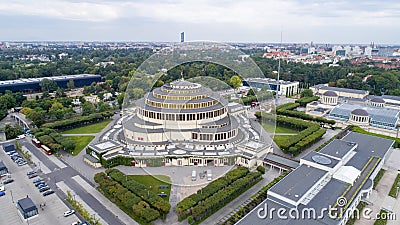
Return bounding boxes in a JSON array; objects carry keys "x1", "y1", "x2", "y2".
[
  {"x1": 356, "y1": 169, "x2": 399, "y2": 225},
  {"x1": 201, "y1": 169, "x2": 281, "y2": 225}
]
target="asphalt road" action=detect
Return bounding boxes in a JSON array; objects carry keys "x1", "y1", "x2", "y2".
[{"x1": 18, "y1": 139, "x2": 125, "y2": 225}]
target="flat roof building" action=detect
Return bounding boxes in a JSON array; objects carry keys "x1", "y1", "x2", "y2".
[
  {"x1": 17, "y1": 197, "x2": 38, "y2": 220},
  {"x1": 243, "y1": 78, "x2": 299, "y2": 96},
  {"x1": 0, "y1": 74, "x2": 101, "y2": 93},
  {"x1": 310, "y1": 84, "x2": 369, "y2": 99},
  {"x1": 237, "y1": 132, "x2": 394, "y2": 225}
]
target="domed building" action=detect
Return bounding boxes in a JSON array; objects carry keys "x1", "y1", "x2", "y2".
[
  {"x1": 321, "y1": 91, "x2": 338, "y2": 105},
  {"x1": 124, "y1": 79, "x2": 239, "y2": 145},
  {"x1": 349, "y1": 109, "x2": 370, "y2": 125},
  {"x1": 370, "y1": 97, "x2": 385, "y2": 107},
  {"x1": 113, "y1": 79, "x2": 270, "y2": 168}
]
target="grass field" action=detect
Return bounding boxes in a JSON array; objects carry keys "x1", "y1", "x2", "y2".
[
  {"x1": 64, "y1": 136, "x2": 95, "y2": 156},
  {"x1": 273, "y1": 135, "x2": 293, "y2": 147},
  {"x1": 261, "y1": 122, "x2": 300, "y2": 134},
  {"x1": 61, "y1": 120, "x2": 112, "y2": 134},
  {"x1": 128, "y1": 175, "x2": 172, "y2": 200}
]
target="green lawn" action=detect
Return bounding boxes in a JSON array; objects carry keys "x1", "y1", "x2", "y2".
[
  {"x1": 61, "y1": 120, "x2": 112, "y2": 134},
  {"x1": 128, "y1": 175, "x2": 172, "y2": 200},
  {"x1": 388, "y1": 173, "x2": 400, "y2": 198},
  {"x1": 261, "y1": 122, "x2": 300, "y2": 134},
  {"x1": 64, "y1": 136, "x2": 95, "y2": 156}
]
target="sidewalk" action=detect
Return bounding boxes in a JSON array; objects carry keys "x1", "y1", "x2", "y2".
[
  {"x1": 201, "y1": 169, "x2": 281, "y2": 225},
  {"x1": 71, "y1": 175, "x2": 139, "y2": 225}
]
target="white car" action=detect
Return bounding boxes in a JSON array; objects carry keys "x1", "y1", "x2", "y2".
[
  {"x1": 16, "y1": 134, "x2": 25, "y2": 140},
  {"x1": 63, "y1": 209, "x2": 75, "y2": 217}
]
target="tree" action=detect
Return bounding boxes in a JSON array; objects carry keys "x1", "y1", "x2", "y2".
[
  {"x1": 230, "y1": 75, "x2": 242, "y2": 90},
  {"x1": 27, "y1": 107, "x2": 46, "y2": 127},
  {"x1": 4, "y1": 124, "x2": 23, "y2": 139},
  {"x1": 247, "y1": 88, "x2": 256, "y2": 97},
  {"x1": 81, "y1": 101, "x2": 96, "y2": 116},
  {"x1": 67, "y1": 79, "x2": 75, "y2": 90},
  {"x1": 98, "y1": 102, "x2": 111, "y2": 112},
  {"x1": 300, "y1": 89, "x2": 314, "y2": 98},
  {"x1": 0, "y1": 92, "x2": 17, "y2": 109},
  {"x1": 117, "y1": 93, "x2": 125, "y2": 109},
  {"x1": 55, "y1": 88, "x2": 65, "y2": 98},
  {"x1": 40, "y1": 78, "x2": 58, "y2": 92},
  {"x1": 49, "y1": 102, "x2": 65, "y2": 120}
]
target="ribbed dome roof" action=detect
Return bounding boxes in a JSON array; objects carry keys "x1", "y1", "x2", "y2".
[
  {"x1": 169, "y1": 79, "x2": 201, "y2": 89},
  {"x1": 371, "y1": 98, "x2": 385, "y2": 103},
  {"x1": 323, "y1": 91, "x2": 338, "y2": 97},
  {"x1": 351, "y1": 108, "x2": 369, "y2": 116}
]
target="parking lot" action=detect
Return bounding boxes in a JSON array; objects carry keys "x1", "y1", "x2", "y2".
[{"x1": 0, "y1": 142, "x2": 80, "y2": 225}]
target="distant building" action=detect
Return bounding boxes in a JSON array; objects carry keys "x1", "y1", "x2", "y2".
[
  {"x1": 243, "y1": 78, "x2": 299, "y2": 96},
  {"x1": 310, "y1": 84, "x2": 369, "y2": 99},
  {"x1": 0, "y1": 74, "x2": 101, "y2": 93},
  {"x1": 180, "y1": 32, "x2": 185, "y2": 43}
]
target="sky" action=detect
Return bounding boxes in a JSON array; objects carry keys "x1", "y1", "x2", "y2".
[{"x1": 1, "y1": 0, "x2": 400, "y2": 44}]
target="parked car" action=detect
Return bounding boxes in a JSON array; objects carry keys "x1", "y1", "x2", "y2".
[
  {"x1": 2, "y1": 179, "x2": 14, "y2": 185},
  {"x1": 0, "y1": 191, "x2": 5, "y2": 197},
  {"x1": 35, "y1": 181, "x2": 46, "y2": 187},
  {"x1": 33, "y1": 178, "x2": 44, "y2": 183},
  {"x1": 37, "y1": 183, "x2": 47, "y2": 189},
  {"x1": 71, "y1": 222, "x2": 80, "y2": 225},
  {"x1": 39, "y1": 186, "x2": 50, "y2": 192},
  {"x1": 16, "y1": 135, "x2": 25, "y2": 140},
  {"x1": 64, "y1": 209, "x2": 75, "y2": 217},
  {"x1": 28, "y1": 173, "x2": 38, "y2": 179},
  {"x1": 42, "y1": 190, "x2": 54, "y2": 196},
  {"x1": 27, "y1": 171, "x2": 36, "y2": 176},
  {"x1": 6, "y1": 151, "x2": 16, "y2": 155},
  {"x1": 18, "y1": 161, "x2": 27, "y2": 166}
]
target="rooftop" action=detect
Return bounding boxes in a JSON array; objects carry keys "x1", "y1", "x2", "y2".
[
  {"x1": 312, "y1": 84, "x2": 368, "y2": 95},
  {"x1": 17, "y1": 197, "x2": 37, "y2": 213},
  {"x1": 318, "y1": 139, "x2": 357, "y2": 159},
  {"x1": 89, "y1": 139, "x2": 122, "y2": 154},
  {"x1": 0, "y1": 74, "x2": 101, "y2": 87}
]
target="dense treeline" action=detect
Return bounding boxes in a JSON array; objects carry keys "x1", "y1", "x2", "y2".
[{"x1": 42, "y1": 111, "x2": 113, "y2": 130}]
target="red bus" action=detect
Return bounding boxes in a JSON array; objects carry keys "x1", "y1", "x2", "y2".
[
  {"x1": 41, "y1": 145, "x2": 52, "y2": 155},
  {"x1": 32, "y1": 138, "x2": 41, "y2": 148}
]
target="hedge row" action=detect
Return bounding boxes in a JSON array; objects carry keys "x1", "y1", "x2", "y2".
[
  {"x1": 94, "y1": 172, "x2": 160, "y2": 223},
  {"x1": 276, "y1": 102, "x2": 335, "y2": 125},
  {"x1": 290, "y1": 128, "x2": 326, "y2": 155},
  {"x1": 42, "y1": 111, "x2": 113, "y2": 130},
  {"x1": 191, "y1": 172, "x2": 262, "y2": 222},
  {"x1": 107, "y1": 169, "x2": 171, "y2": 214},
  {"x1": 295, "y1": 96, "x2": 319, "y2": 106},
  {"x1": 256, "y1": 112, "x2": 326, "y2": 156},
  {"x1": 35, "y1": 128, "x2": 75, "y2": 152},
  {"x1": 176, "y1": 167, "x2": 249, "y2": 219},
  {"x1": 220, "y1": 172, "x2": 289, "y2": 225}
]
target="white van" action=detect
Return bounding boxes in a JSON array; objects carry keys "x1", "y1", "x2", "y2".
[
  {"x1": 0, "y1": 185, "x2": 4, "y2": 191},
  {"x1": 191, "y1": 170, "x2": 196, "y2": 181},
  {"x1": 207, "y1": 170, "x2": 212, "y2": 181}
]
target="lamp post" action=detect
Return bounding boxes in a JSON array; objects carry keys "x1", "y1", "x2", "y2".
[{"x1": 10, "y1": 189, "x2": 14, "y2": 203}]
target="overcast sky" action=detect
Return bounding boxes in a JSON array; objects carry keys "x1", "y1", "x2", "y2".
[{"x1": 1, "y1": 0, "x2": 400, "y2": 44}]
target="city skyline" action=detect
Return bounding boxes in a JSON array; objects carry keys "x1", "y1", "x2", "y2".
[{"x1": 1, "y1": 0, "x2": 400, "y2": 44}]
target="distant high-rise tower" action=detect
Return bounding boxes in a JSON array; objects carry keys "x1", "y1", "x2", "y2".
[{"x1": 180, "y1": 32, "x2": 184, "y2": 42}]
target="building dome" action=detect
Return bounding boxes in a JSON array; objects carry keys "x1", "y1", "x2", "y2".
[
  {"x1": 351, "y1": 109, "x2": 369, "y2": 116},
  {"x1": 124, "y1": 79, "x2": 240, "y2": 146},
  {"x1": 370, "y1": 97, "x2": 385, "y2": 103},
  {"x1": 323, "y1": 91, "x2": 338, "y2": 97}
]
